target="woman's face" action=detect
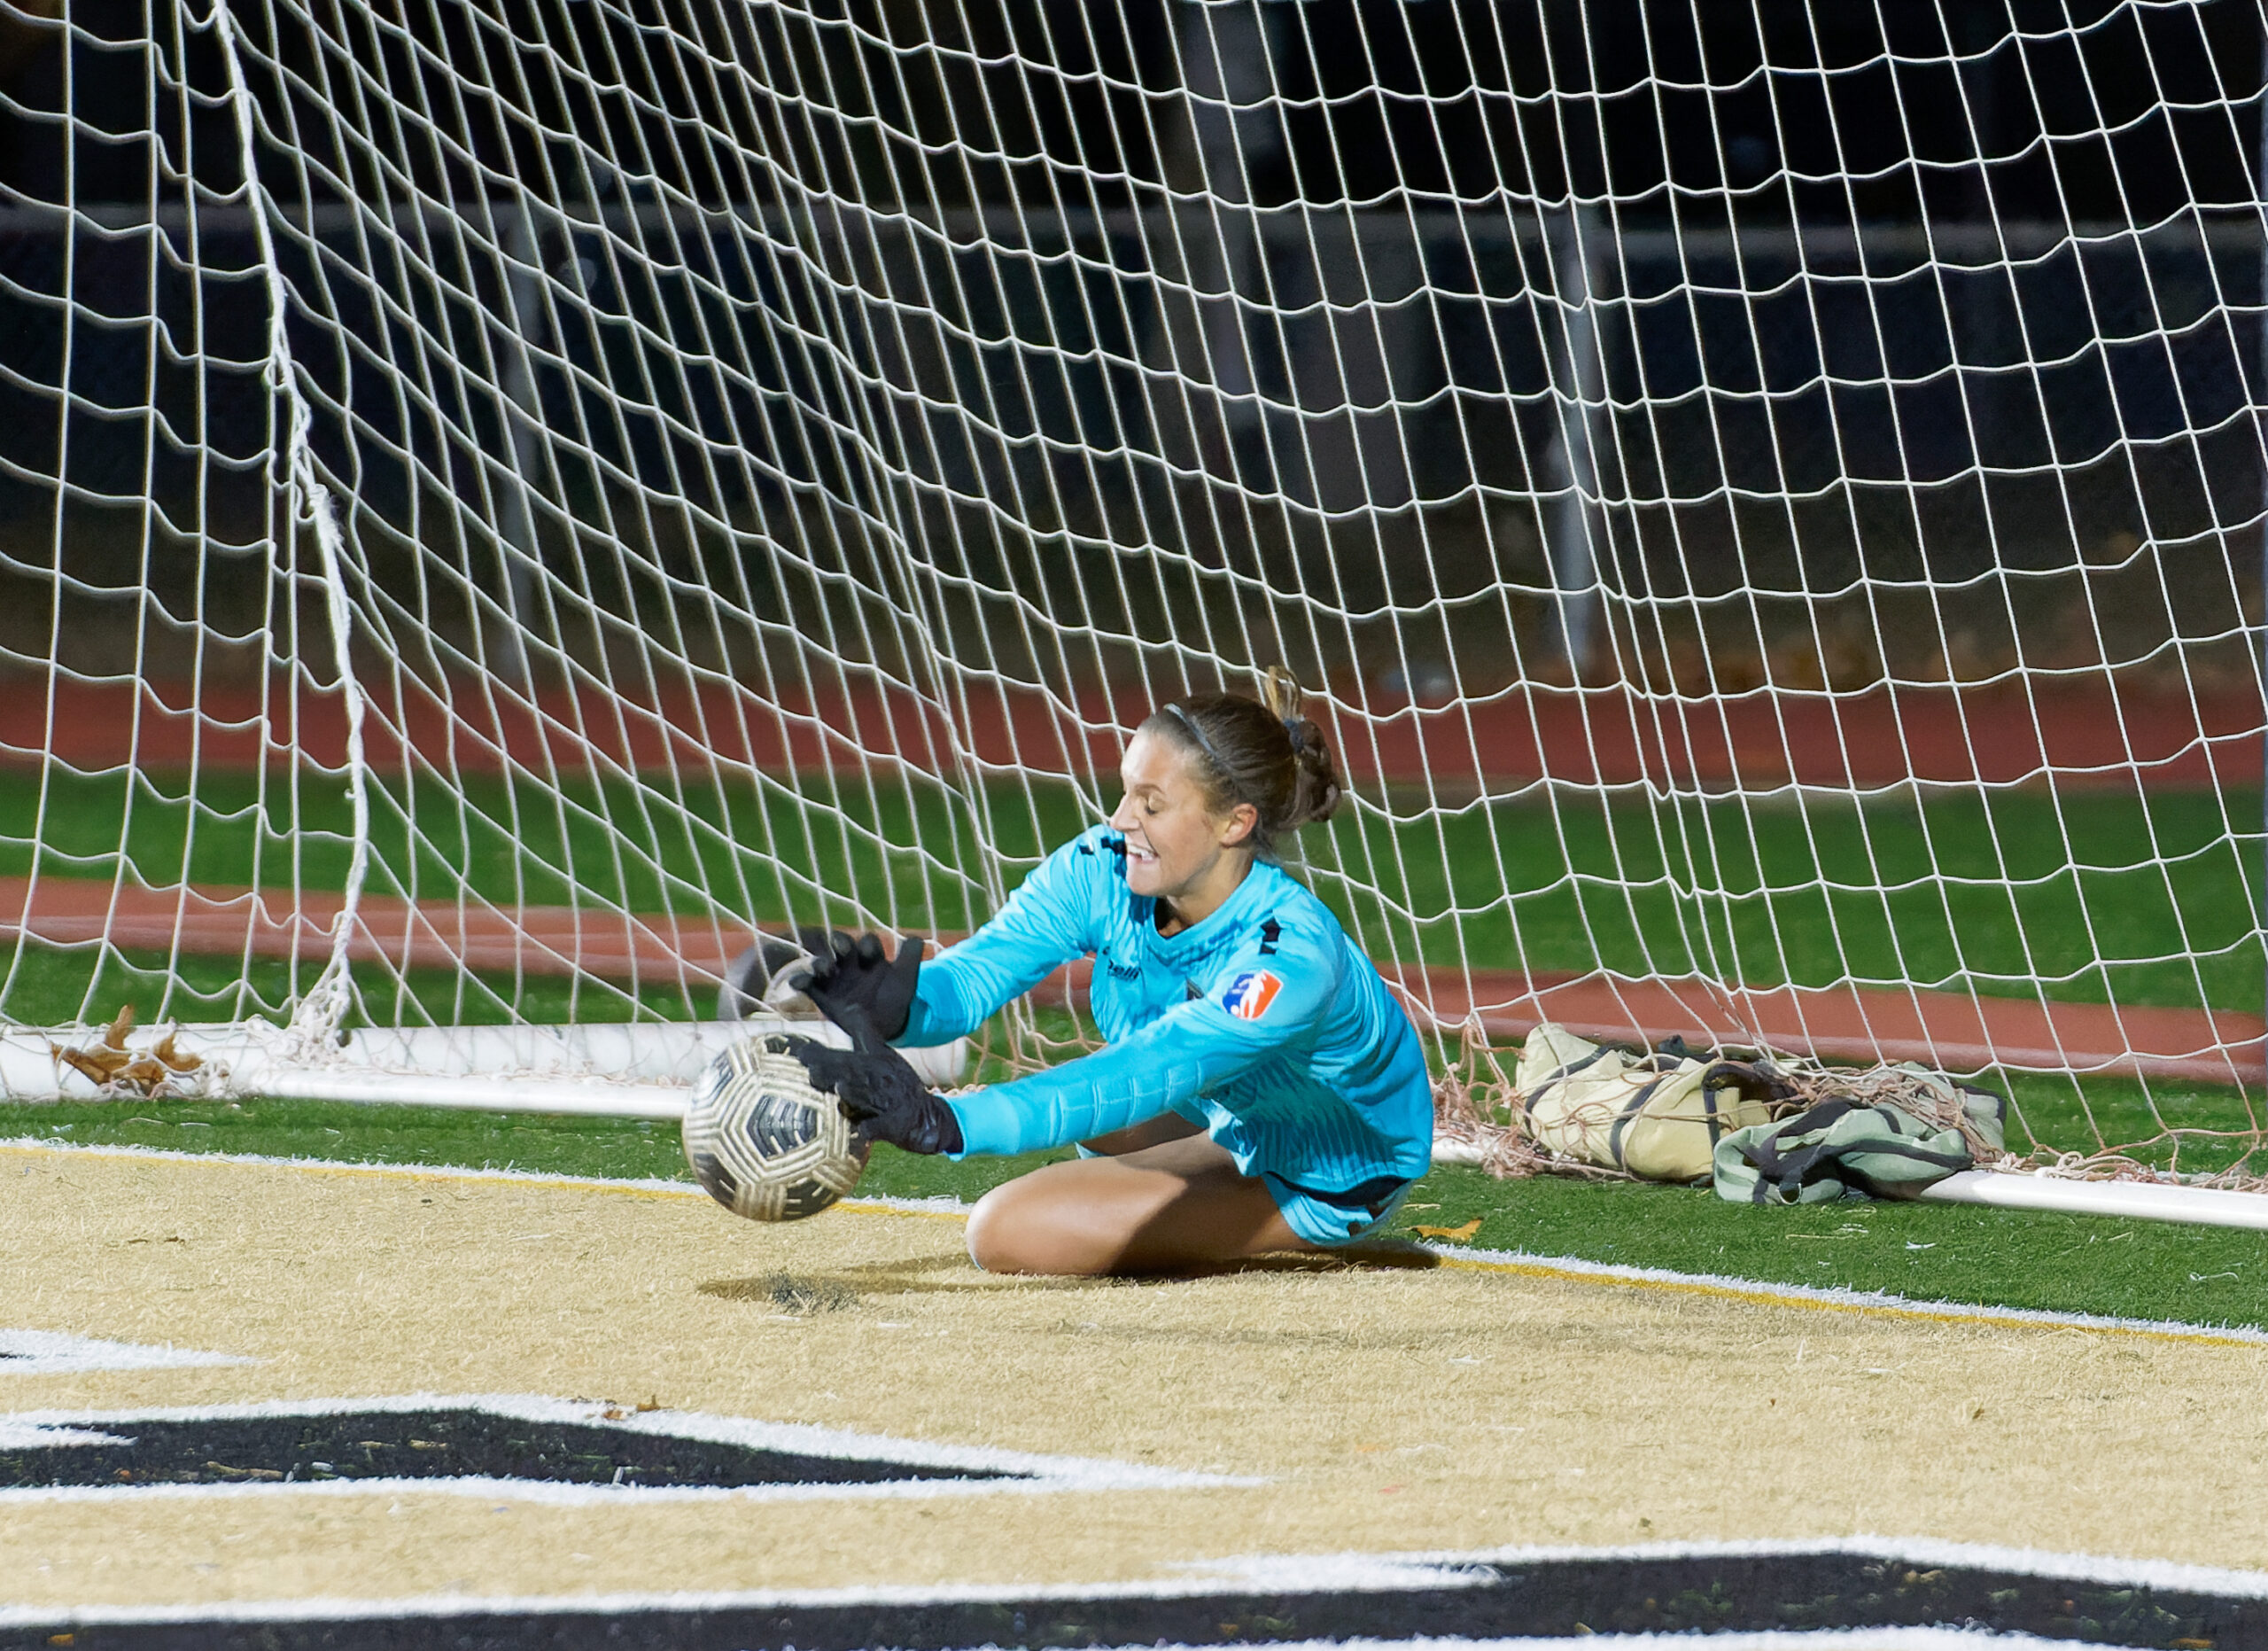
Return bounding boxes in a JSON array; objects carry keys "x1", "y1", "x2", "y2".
[{"x1": 1107, "y1": 729, "x2": 1255, "y2": 903}]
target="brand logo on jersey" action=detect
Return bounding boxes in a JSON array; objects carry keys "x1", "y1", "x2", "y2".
[{"x1": 1221, "y1": 970, "x2": 1284, "y2": 1021}]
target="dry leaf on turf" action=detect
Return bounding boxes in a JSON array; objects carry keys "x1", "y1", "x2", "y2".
[
  {"x1": 50, "y1": 1044, "x2": 129, "y2": 1086},
  {"x1": 49, "y1": 1009, "x2": 198, "y2": 1097},
  {"x1": 115, "y1": 1056, "x2": 172, "y2": 1091},
  {"x1": 150, "y1": 1031, "x2": 202, "y2": 1074},
  {"x1": 1411, "y1": 1219, "x2": 1483, "y2": 1242}
]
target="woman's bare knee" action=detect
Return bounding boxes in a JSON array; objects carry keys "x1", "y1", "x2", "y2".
[
  {"x1": 963, "y1": 1183, "x2": 1028, "y2": 1273},
  {"x1": 963, "y1": 1145, "x2": 1307, "y2": 1277},
  {"x1": 966, "y1": 1180, "x2": 1116, "y2": 1275}
]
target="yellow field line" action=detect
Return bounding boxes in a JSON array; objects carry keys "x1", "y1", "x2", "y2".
[{"x1": 10, "y1": 1138, "x2": 2261, "y2": 1345}]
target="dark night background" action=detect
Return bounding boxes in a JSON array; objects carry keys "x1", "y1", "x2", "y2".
[{"x1": 0, "y1": 0, "x2": 2262, "y2": 700}]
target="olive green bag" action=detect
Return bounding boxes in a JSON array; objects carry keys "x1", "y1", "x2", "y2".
[
  {"x1": 1712, "y1": 1071, "x2": 2007, "y2": 1205},
  {"x1": 1518, "y1": 1023, "x2": 1786, "y2": 1183}
]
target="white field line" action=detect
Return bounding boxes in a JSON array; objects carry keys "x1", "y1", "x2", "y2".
[
  {"x1": 1434, "y1": 1243, "x2": 2268, "y2": 1348},
  {"x1": 882, "y1": 1638, "x2": 2107, "y2": 1651},
  {"x1": 0, "y1": 1473, "x2": 1228, "y2": 1510},
  {"x1": 0, "y1": 1473, "x2": 1233, "y2": 1510},
  {"x1": 4, "y1": 1137, "x2": 2264, "y2": 1347},
  {"x1": 0, "y1": 1328, "x2": 254, "y2": 1375},
  {"x1": 0, "y1": 1535, "x2": 2261, "y2": 1631}
]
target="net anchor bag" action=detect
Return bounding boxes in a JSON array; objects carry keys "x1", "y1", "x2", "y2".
[
  {"x1": 1518, "y1": 1023, "x2": 1788, "y2": 1183},
  {"x1": 1713, "y1": 1076, "x2": 2008, "y2": 1205}
]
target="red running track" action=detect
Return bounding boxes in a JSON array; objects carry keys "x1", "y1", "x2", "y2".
[
  {"x1": 4, "y1": 876, "x2": 2256, "y2": 1086},
  {"x1": 4, "y1": 674, "x2": 2260, "y2": 790}
]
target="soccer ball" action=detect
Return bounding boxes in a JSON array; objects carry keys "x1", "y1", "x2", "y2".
[{"x1": 682, "y1": 1035, "x2": 869, "y2": 1222}]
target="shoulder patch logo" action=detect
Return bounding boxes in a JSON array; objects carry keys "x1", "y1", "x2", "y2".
[{"x1": 1221, "y1": 970, "x2": 1284, "y2": 1021}]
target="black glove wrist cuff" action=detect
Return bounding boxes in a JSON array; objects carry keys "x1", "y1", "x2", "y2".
[{"x1": 916, "y1": 1098, "x2": 965, "y2": 1157}]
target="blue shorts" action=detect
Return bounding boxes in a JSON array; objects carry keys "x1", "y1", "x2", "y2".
[{"x1": 1261, "y1": 1172, "x2": 1415, "y2": 1248}]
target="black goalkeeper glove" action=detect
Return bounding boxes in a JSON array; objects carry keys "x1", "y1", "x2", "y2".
[
  {"x1": 786, "y1": 1006, "x2": 964, "y2": 1157},
  {"x1": 789, "y1": 928, "x2": 922, "y2": 1044}
]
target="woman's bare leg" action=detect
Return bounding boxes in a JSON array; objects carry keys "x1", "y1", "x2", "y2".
[{"x1": 966, "y1": 1133, "x2": 1320, "y2": 1276}]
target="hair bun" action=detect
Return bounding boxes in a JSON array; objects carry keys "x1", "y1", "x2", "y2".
[
  {"x1": 1284, "y1": 713, "x2": 1341, "y2": 829},
  {"x1": 1260, "y1": 664, "x2": 1341, "y2": 827}
]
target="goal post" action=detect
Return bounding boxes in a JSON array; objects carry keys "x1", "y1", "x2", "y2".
[{"x1": 0, "y1": 0, "x2": 2263, "y2": 1189}]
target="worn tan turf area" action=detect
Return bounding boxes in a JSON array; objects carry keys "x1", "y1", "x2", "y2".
[{"x1": 2, "y1": 1142, "x2": 2265, "y2": 1610}]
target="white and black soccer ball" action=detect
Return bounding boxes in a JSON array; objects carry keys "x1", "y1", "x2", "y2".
[{"x1": 682, "y1": 1035, "x2": 869, "y2": 1223}]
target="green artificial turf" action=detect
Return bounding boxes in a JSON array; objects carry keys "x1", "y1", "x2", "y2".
[
  {"x1": 4, "y1": 939, "x2": 2256, "y2": 1170},
  {"x1": 4, "y1": 1094, "x2": 2260, "y2": 1330},
  {"x1": 4, "y1": 766, "x2": 2263, "y2": 1327},
  {"x1": 4, "y1": 767, "x2": 2260, "y2": 1012}
]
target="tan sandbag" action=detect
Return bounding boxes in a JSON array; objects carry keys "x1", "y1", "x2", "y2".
[
  {"x1": 1518, "y1": 1022, "x2": 1784, "y2": 1183},
  {"x1": 1515, "y1": 1022, "x2": 1608, "y2": 1094}
]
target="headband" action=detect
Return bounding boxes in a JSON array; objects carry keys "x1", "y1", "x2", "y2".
[
  {"x1": 1162, "y1": 703, "x2": 1220, "y2": 765},
  {"x1": 1162, "y1": 702, "x2": 1301, "y2": 763}
]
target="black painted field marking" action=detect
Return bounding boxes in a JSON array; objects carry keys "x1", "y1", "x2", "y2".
[
  {"x1": 1, "y1": 1547, "x2": 2264, "y2": 1650},
  {"x1": 0, "y1": 1406, "x2": 1022, "y2": 1491},
  {"x1": 0, "y1": 1395, "x2": 1246, "y2": 1503}
]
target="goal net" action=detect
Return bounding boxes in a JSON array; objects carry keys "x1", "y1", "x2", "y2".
[{"x1": 0, "y1": 0, "x2": 2261, "y2": 1179}]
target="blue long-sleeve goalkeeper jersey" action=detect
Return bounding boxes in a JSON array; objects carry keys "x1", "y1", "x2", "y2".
[{"x1": 898, "y1": 824, "x2": 1433, "y2": 1195}]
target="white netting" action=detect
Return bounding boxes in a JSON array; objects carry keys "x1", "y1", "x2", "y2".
[{"x1": 0, "y1": 0, "x2": 2262, "y2": 1170}]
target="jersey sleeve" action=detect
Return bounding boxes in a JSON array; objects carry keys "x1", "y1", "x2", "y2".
[
  {"x1": 896, "y1": 835, "x2": 1106, "y2": 1047},
  {"x1": 944, "y1": 923, "x2": 1344, "y2": 1156}
]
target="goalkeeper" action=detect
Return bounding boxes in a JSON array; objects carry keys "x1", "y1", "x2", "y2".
[{"x1": 788, "y1": 668, "x2": 1433, "y2": 1277}]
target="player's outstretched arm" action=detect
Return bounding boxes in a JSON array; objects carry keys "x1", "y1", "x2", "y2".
[
  {"x1": 952, "y1": 950, "x2": 1338, "y2": 1156},
  {"x1": 787, "y1": 1006, "x2": 965, "y2": 1156},
  {"x1": 895, "y1": 834, "x2": 1111, "y2": 1043}
]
